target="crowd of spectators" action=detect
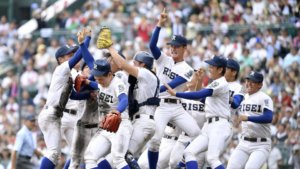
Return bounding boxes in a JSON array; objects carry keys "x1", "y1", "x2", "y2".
[{"x1": 0, "y1": 0, "x2": 300, "y2": 168}]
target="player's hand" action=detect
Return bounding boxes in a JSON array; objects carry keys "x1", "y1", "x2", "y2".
[
  {"x1": 77, "y1": 27, "x2": 86, "y2": 44},
  {"x1": 164, "y1": 83, "x2": 176, "y2": 96},
  {"x1": 85, "y1": 27, "x2": 92, "y2": 37},
  {"x1": 158, "y1": 8, "x2": 168, "y2": 25},
  {"x1": 195, "y1": 68, "x2": 205, "y2": 80},
  {"x1": 238, "y1": 115, "x2": 248, "y2": 122}
]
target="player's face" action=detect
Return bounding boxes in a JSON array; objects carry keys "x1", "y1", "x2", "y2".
[
  {"x1": 246, "y1": 79, "x2": 262, "y2": 95},
  {"x1": 59, "y1": 52, "x2": 75, "y2": 64},
  {"x1": 170, "y1": 45, "x2": 186, "y2": 60},
  {"x1": 224, "y1": 67, "x2": 236, "y2": 82},
  {"x1": 107, "y1": 57, "x2": 119, "y2": 73},
  {"x1": 208, "y1": 65, "x2": 221, "y2": 80},
  {"x1": 82, "y1": 65, "x2": 90, "y2": 77},
  {"x1": 94, "y1": 73, "x2": 112, "y2": 87},
  {"x1": 133, "y1": 60, "x2": 146, "y2": 68}
]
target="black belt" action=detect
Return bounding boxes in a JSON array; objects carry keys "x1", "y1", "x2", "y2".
[
  {"x1": 77, "y1": 121, "x2": 98, "y2": 128},
  {"x1": 164, "y1": 98, "x2": 181, "y2": 104},
  {"x1": 134, "y1": 114, "x2": 154, "y2": 120},
  {"x1": 243, "y1": 137, "x2": 267, "y2": 142},
  {"x1": 163, "y1": 134, "x2": 178, "y2": 140},
  {"x1": 167, "y1": 122, "x2": 176, "y2": 129},
  {"x1": 185, "y1": 133, "x2": 189, "y2": 136},
  {"x1": 64, "y1": 108, "x2": 77, "y2": 115},
  {"x1": 19, "y1": 155, "x2": 31, "y2": 159},
  {"x1": 208, "y1": 117, "x2": 219, "y2": 123}
]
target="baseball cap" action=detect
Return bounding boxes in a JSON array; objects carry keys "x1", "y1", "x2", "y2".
[
  {"x1": 55, "y1": 45, "x2": 78, "y2": 61},
  {"x1": 90, "y1": 59, "x2": 111, "y2": 76},
  {"x1": 25, "y1": 114, "x2": 36, "y2": 121},
  {"x1": 167, "y1": 35, "x2": 187, "y2": 46},
  {"x1": 204, "y1": 55, "x2": 227, "y2": 68},
  {"x1": 245, "y1": 71, "x2": 264, "y2": 83},
  {"x1": 105, "y1": 51, "x2": 126, "y2": 60},
  {"x1": 227, "y1": 58, "x2": 240, "y2": 72}
]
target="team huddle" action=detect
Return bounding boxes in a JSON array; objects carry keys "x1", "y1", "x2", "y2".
[{"x1": 37, "y1": 9, "x2": 274, "y2": 169}]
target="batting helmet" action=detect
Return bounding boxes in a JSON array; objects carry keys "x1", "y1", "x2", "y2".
[{"x1": 133, "y1": 51, "x2": 154, "y2": 69}]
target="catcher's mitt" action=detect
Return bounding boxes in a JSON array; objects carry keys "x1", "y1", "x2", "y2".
[
  {"x1": 96, "y1": 26, "x2": 113, "y2": 49},
  {"x1": 74, "y1": 75, "x2": 87, "y2": 93},
  {"x1": 100, "y1": 110, "x2": 121, "y2": 133}
]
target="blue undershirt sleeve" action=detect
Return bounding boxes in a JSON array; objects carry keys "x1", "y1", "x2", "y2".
[
  {"x1": 80, "y1": 40, "x2": 95, "y2": 70},
  {"x1": 116, "y1": 93, "x2": 128, "y2": 113},
  {"x1": 247, "y1": 108, "x2": 273, "y2": 123},
  {"x1": 176, "y1": 89, "x2": 213, "y2": 100},
  {"x1": 160, "y1": 76, "x2": 187, "y2": 93},
  {"x1": 68, "y1": 36, "x2": 91, "y2": 69},
  {"x1": 231, "y1": 95, "x2": 244, "y2": 109},
  {"x1": 69, "y1": 89, "x2": 91, "y2": 100},
  {"x1": 149, "y1": 26, "x2": 161, "y2": 60}
]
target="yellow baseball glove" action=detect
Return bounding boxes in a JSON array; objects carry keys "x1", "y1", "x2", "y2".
[{"x1": 96, "y1": 26, "x2": 113, "y2": 49}]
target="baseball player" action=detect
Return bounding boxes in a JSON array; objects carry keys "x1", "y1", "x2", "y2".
[
  {"x1": 147, "y1": 9, "x2": 201, "y2": 169},
  {"x1": 80, "y1": 33, "x2": 132, "y2": 169},
  {"x1": 105, "y1": 43, "x2": 159, "y2": 168},
  {"x1": 38, "y1": 28, "x2": 97, "y2": 169},
  {"x1": 169, "y1": 69, "x2": 207, "y2": 169},
  {"x1": 227, "y1": 71, "x2": 273, "y2": 169},
  {"x1": 164, "y1": 55, "x2": 231, "y2": 169},
  {"x1": 138, "y1": 123, "x2": 182, "y2": 169}
]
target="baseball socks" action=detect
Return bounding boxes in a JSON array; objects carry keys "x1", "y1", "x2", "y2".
[
  {"x1": 40, "y1": 157, "x2": 55, "y2": 169},
  {"x1": 147, "y1": 150, "x2": 158, "y2": 169},
  {"x1": 177, "y1": 141, "x2": 190, "y2": 168},
  {"x1": 125, "y1": 151, "x2": 141, "y2": 169},
  {"x1": 63, "y1": 158, "x2": 71, "y2": 169},
  {"x1": 97, "y1": 159, "x2": 112, "y2": 169}
]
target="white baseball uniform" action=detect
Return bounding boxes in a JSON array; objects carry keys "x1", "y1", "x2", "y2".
[
  {"x1": 38, "y1": 61, "x2": 74, "y2": 165},
  {"x1": 184, "y1": 76, "x2": 232, "y2": 169},
  {"x1": 227, "y1": 91, "x2": 273, "y2": 169},
  {"x1": 128, "y1": 68, "x2": 159, "y2": 158},
  {"x1": 115, "y1": 70, "x2": 129, "y2": 89},
  {"x1": 84, "y1": 77, "x2": 133, "y2": 169},
  {"x1": 169, "y1": 98, "x2": 206, "y2": 169},
  {"x1": 138, "y1": 125, "x2": 181, "y2": 169},
  {"x1": 149, "y1": 52, "x2": 201, "y2": 153}
]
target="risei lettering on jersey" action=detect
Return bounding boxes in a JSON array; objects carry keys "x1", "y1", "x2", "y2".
[
  {"x1": 182, "y1": 103, "x2": 205, "y2": 112},
  {"x1": 239, "y1": 104, "x2": 262, "y2": 112},
  {"x1": 99, "y1": 92, "x2": 113, "y2": 103},
  {"x1": 163, "y1": 67, "x2": 178, "y2": 79}
]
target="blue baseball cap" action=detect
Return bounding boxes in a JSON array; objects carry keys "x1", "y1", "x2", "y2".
[
  {"x1": 204, "y1": 55, "x2": 227, "y2": 68},
  {"x1": 90, "y1": 59, "x2": 111, "y2": 76},
  {"x1": 227, "y1": 58, "x2": 240, "y2": 72},
  {"x1": 105, "y1": 51, "x2": 126, "y2": 60},
  {"x1": 25, "y1": 114, "x2": 36, "y2": 121},
  {"x1": 55, "y1": 45, "x2": 78, "y2": 61},
  {"x1": 245, "y1": 71, "x2": 264, "y2": 83},
  {"x1": 167, "y1": 35, "x2": 187, "y2": 46}
]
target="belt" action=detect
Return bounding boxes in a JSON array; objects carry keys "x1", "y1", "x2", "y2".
[
  {"x1": 208, "y1": 117, "x2": 228, "y2": 124},
  {"x1": 64, "y1": 108, "x2": 77, "y2": 115},
  {"x1": 167, "y1": 122, "x2": 176, "y2": 129},
  {"x1": 163, "y1": 134, "x2": 178, "y2": 140},
  {"x1": 19, "y1": 155, "x2": 31, "y2": 159},
  {"x1": 184, "y1": 133, "x2": 189, "y2": 136},
  {"x1": 133, "y1": 114, "x2": 154, "y2": 120},
  {"x1": 163, "y1": 98, "x2": 181, "y2": 104},
  {"x1": 243, "y1": 136, "x2": 267, "y2": 142},
  {"x1": 77, "y1": 121, "x2": 98, "y2": 128},
  {"x1": 43, "y1": 106, "x2": 63, "y2": 118}
]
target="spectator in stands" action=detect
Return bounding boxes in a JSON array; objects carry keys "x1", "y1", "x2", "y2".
[
  {"x1": 137, "y1": 16, "x2": 151, "y2": 43},
  {"x1": 283, "y1": 47, "x2": 300, "y2": 69},
  {"x1": 288, "y1": 144, "x2": 300, "y2": 169},
  {"x1": 251, "y1": 0, "x2": 265, "y2": 16},
  {"x1": 34, "y1": 44, "x2": 50, "y2": 70},
  {"x1": 5, "y1": 97, "x2": 18, "y2": 112},
  {"x1": 267, "y1": 35, "x2": 281, "y2": 61},
  {"x1": 21, "y1": 90, "x2": 34, "y2": 107},
  {"x1": 1, "y1": 70, "x2": 14, "y2": 91},
  {"x1": 238, "y1": 49, "x2": 254, "y2": 69},
  {"x1": 172, "y1": 11, "x2": 185, "y2": 36},
  {"x1": 84, "y1": 4, "x2": 101, "y2": 21},
  {"x1": 281, "y1": 107, "x2": 297, "y2": 128},
  {"x1": 268, "y1": 141, "x2": 282, "y2": 169},
  {"x1": 65, "y1": 9, "x2": 85, "y2": 30},
  {"x1": 251, "y1": 42, "x2": 267, "y2": 70},
  {"x1": 46, "y1": 39, "x2": 60, "y2": 58},
  {"x1": 279, "y1": 89, "x2": 293, "y2": 108},
  {"x1": 20, "y1": 65, "x2": 38, "y2": 88},
  {"x1": 242, "y1": 6, "x2": 254, "y2": 24},
  {"x1": 219, "y1": 36, "x2": 234, "y2": 57},
  {"x1": 276, "y1": 123, "x2": 288, "y2": 142},
  {"x1": 269, "y1": 74, "x2": 284, "y2": 96}
]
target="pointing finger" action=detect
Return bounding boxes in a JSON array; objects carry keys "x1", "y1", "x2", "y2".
[
  {"x1": 83, "y1": 27, "x2": 86, "y2": 35},
  {"x1": 163, "y1": 8, "x2": 166, "y2": 14}
]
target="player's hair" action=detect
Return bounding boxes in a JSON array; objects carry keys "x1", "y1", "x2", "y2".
[
  {"x1": 102, "y1": 71, "x2": 112, "y2": 77},
  {"x1": 217, "y1": 66, "x2": 226, "y2": 76},
  {"x1": 230, "y1": 68, "x2": 238, "y2": 80}
]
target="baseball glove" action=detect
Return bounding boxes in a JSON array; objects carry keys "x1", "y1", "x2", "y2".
[
  {"x1": 100, "y1": 110, "x2": 121, "y2": 133},
  {"x1": 96, "y1": 26, "x2": 113, "y2": 49},
  {"x1": 74, "y1": 75, "x2": 87, "y2": 93}
]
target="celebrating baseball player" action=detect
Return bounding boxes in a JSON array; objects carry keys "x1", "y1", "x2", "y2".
[
  {"x1": 170, "y1": 69, "x2": 207, "y2": 169},
  {"x1": 147, "y1": 8, "x2": 201, "y2": 169},
  {"x1": 164, "y1": 55, "x2": 231, "y2": 169},
  {"x1": 101, "y1": 41, "x2": 159, "y2": 168},
  {"x1": 38, "y1": 28, "x2": 97, "y2": 169},
  {"x1": 80, "y1": 27, "x2": 132, "y2": 169},
  {"x1": 227, "y1": 71, "x2": 273, "y2": 169}
]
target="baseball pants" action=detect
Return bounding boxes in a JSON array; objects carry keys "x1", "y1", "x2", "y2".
[
  {"x1": 184, "y1": 118, "x2": 232, "y2": 169},
  {"x1": 85, "y1": 119, "x2": 133, "y2": 169},
  {"x1": 38, "y1": 108, "x2": 62, "y2": 165},
  {"x1": 139, "y1": 137, "x2": 177, "y2": 169},
  {"x1": 61, "y1": 112, "x2": 77, "y2": 147},
  {"x1": 227, "y1": 138, "x2": 271, "y2": 169},
  {"x1": 129, "y1": 115, "x2": 156, "y2": 157},
  {"x1": 149, "y1": 102, "x2": 201, "y2": 152}
]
